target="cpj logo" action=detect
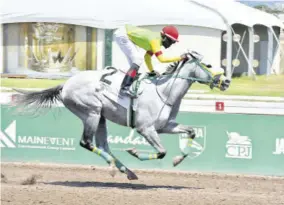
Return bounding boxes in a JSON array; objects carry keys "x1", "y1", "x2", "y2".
[
  {"x1": 0, "y1": 120, "x2": 76, "y2": 151},
  {"x1": 225, "y1": 131, "x2": 252, "y2": 159}
]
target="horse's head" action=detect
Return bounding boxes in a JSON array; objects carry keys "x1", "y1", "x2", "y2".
[
  {"x1": 177, "y1": 51, "x2": 231, "y2": 92},
  {"x1": 204, "y1": 64, "x2": 231, "y2": 91}
]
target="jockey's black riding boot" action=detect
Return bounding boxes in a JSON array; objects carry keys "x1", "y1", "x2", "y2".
[
  {"x1": 121, "y1": 75, "x2": 134, "y2": 91},
  {"x1": 120, "y1": 63, "x2": 140, "y2": 92}
]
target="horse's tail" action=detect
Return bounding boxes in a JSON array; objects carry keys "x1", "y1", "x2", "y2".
[{"x1": 11, "y1": 84, "x2": 64, "y2": 117}]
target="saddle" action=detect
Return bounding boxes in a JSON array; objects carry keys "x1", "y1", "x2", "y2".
[
  {"x1": 99, "y1": 66, "x2": 155, "y2": 128},
  {"x1": 100, "y1": 66, "x2": 152, "y2": 98},
  {"x1": 128, "y1": 73, "x2": 147, "y2": 98}
]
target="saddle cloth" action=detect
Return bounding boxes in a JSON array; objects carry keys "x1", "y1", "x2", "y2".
[{"x1": 99, "y1": 67, "x2": 150, "y2": 127}]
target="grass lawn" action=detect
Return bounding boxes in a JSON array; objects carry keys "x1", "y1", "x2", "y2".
[
  {"x1": 1, "y1": 78, "x2": 67, "y2": 89},
  {"x1": 191, "y1": 75, "x2": 284, "y2": 97},
  {"x1": 1, "y1": 74, "x2": 284, "y2": 97}
]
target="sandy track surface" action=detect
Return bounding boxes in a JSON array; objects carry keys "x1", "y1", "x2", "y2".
[{"x1": 1, "y1": 162, "x2": 284, "y2": 205}]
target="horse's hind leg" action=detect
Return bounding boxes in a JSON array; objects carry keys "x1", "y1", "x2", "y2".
[
  {"x1": 79, "y1": 112, "x2": 115, "y2": 166},
  {"x1": 95, "y1": 116, "x2": 138, "y2": 180},
  {"x1": 127, "y1": 125, "x2": 167, "y2": 161}
]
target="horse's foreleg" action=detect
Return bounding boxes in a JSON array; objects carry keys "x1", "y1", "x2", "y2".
[
  {"x1": 95, "y1": 116, "x2": 138, "y2": 180},
  {"x1": 157, "y1": 121, "x2": 196, "y2": 167},
  {"x1": 126, "y1": 126, "x2": 167, "y2": 161},
  {"x1": 109, "y1": 153, "x2": 138, "y2": 180}
]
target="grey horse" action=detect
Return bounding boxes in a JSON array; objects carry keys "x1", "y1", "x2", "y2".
[{"x1": 11, "y1": 52, "x2": 231, "y2": 180}]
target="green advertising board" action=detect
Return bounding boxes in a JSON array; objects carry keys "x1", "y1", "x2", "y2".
[{"x1": 1, "y1": 105, "x2": 283, "y2": 176}]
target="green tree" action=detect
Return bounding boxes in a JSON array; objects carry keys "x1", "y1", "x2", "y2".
[{"x1": 254, "y1": 4, "x2": 283, "y2": 14}]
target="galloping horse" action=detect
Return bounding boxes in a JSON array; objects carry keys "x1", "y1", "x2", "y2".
[{"x1": 12, "y1": 51, "x2": 231, "y2": 180}]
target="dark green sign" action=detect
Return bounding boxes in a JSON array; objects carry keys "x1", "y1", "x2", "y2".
[{"x1": 1, "y1": 105, "x2": 283, "y2": 176}]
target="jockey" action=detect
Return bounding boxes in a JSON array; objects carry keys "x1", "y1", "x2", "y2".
[{"x1": 113, "y1": 24, "x2": 187, "y2": 95}]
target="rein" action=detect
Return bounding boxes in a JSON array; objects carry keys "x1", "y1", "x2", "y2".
[
  {"x1": 132, "y1": 58, "x2": 215, "y2": 102},
  {"x1": 171, "y1": 59, "x2": 214, "y2": 84},
  {"x1": 137, "y1": 59, "x2": 213, "y2": 84}
]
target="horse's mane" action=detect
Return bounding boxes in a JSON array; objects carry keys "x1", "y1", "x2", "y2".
[{"x1": 162, "y1": 61, "x2": 180, "y2": 75}]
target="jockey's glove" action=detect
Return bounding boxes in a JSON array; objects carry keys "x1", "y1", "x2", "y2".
[{"x1": 180, "y1": 53, "x2": 189, "y2": 61}]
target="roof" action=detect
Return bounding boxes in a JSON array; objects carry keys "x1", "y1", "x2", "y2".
[
  {"x1": 278, "y1": 14, "x2": 284, "y2": 22},
  {"x1": 1, "y1": 0, "x2": 282, "y2": 30},
  {"x1": 191, "y1": 0, "x2": 283, "y2": 28},
  {"x1": 0, "y1": 0, "x2": 226, "y2": 30}
]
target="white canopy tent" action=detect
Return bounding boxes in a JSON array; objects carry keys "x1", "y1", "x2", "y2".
[
  {"x1": 192, "y1": 0, "x2": 282, "y2": 27},
  {"x1": 0, "y1": 0, "x2": 226, "y2": 75},
  {"x1": 0, "y1": 0, "x2": 283, "y2": 76},
  {"x1": 0, "y1": 0, "x2": 226, "y2": 30},
  {"x1": 190, "y1": 0, "x2": 283, "y2": 77}
]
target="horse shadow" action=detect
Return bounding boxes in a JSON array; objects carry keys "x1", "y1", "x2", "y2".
[{"x1": 44, "y1": 181, "x2": 203, "y2": 190}]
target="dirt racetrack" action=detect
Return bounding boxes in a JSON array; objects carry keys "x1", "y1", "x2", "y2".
[{"x1": 1, "y1": 162, "x2": 284, "y2": 205}]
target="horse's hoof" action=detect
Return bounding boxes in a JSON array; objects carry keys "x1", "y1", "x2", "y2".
[
  {"x1": 125, "y1": 147, "x2": 135, "y2": 152},
  {"x1": 173, "y1": 155, "x2": 185, "y2": 167},
  {"x1": 109, "y1": 162, "x2": 116, "y2": 178},
  {"x1": 126, "y1": 170, "x2": 138, "y2": 180},
  {"x1": 125, "y1": 148, "x2": 138, "y2": 157}
]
